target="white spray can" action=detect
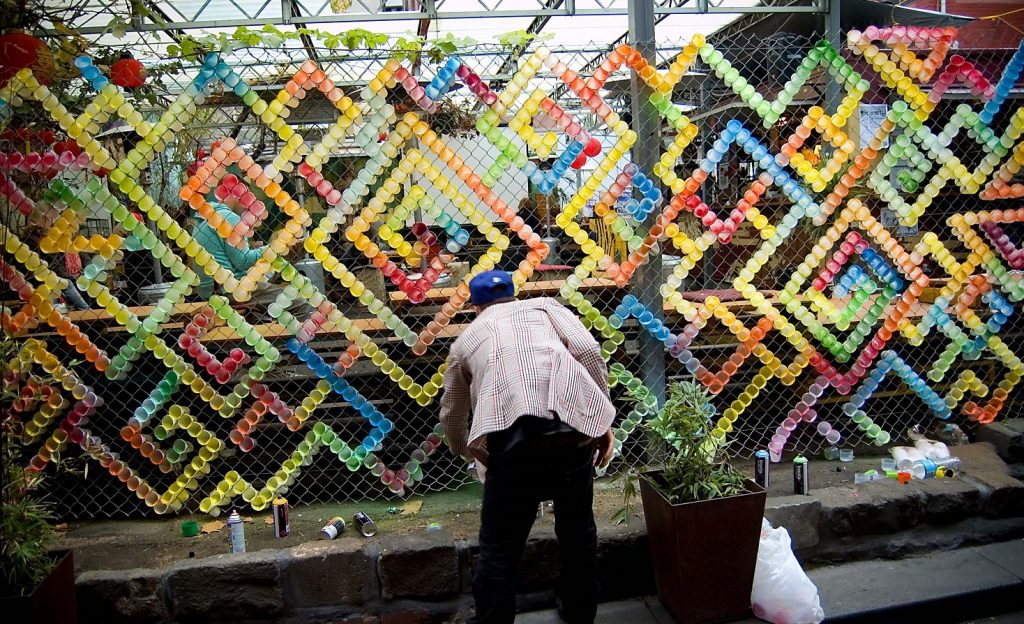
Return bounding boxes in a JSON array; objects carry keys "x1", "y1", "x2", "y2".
[{"x1": 227, "y1": 510, "x2": 246, "y2": 553}]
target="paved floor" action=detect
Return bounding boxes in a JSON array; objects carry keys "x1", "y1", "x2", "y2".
[
  {"x1": 517, "y1": 539, "x2": 1024, "y2": 624},
  {"x1": 516, "y1": 597, "x2": 672, "y2": 624}
]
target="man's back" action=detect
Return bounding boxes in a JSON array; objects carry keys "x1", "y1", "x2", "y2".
[
  {"x1": 439, "y1": 288, "x2": 614, "y2": 624},
  {"x1": 440, "y1": 297, "x2": 614, "y2": 459}
]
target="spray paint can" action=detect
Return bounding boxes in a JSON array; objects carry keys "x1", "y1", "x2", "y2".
[
  {"x1": 319, "y1": 516, "x2": 346, "y2": 540},
  {"x1": 793, "y1": 455, "x2": 809, "y2": 495},
  {"x1": 272, "y1": 497, "x2": 289, "y2": 538},
  {"x1": 754, "y1": 450, "x2": 770, "y2": 489},
  {"x1": 354, "y1": 511, "x2": 377, "y2": 537},
  {"x1": 227, "y1": 510, "x2": 246, "y2": 553}
]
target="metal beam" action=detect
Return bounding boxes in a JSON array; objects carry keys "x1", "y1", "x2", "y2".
[
  {"x1": 708, "y1": 0, "x2": 815, "y2": 41},
  {"x1": 48, "y1": 3, "x2": 828, "y2": 36},
  {"x1": 629, "y1": 0, "x2": 666, "y2": 407},
  {"x1": 490, "y1": 0, "x2": 565, "y2": 91},
  {"x1": 138, "y1": 0, "x2": 186, "y2": 43},
  {"x1": 822, "y1": 0, "x2": 841, "y2": 155},
  {"x1": 287, "y1": 0, "x2": 320, "y2": 62}
]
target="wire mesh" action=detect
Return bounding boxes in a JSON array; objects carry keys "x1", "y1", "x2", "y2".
[{"x1": 2, "y1": 26, "x2": 1023, "y2": 520}]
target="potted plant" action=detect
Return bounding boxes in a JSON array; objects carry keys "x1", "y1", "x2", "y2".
[
  {"x1": 637, "y1": 380, "x2": 766, "y2": 624},
  {"x1": 0, "y1": 336, "x2": 78, "y2": 623}
]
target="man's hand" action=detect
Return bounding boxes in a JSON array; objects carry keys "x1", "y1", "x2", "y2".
[{"x1": 593, "y1": 429, "x2": 615, "y2": 468}]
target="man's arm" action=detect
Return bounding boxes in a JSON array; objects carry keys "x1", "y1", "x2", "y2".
[
  {"x1": 544, "y1": 300, "x2": 609, "y2": 397},
  {"x1": 224, "y1": 242, "x2": 266, "y2": 274},
  {"x1": 218, "y1": 208, "x2": 266, "y2": 272},
  {"x1": 440, "y1": 350, "x2": 472, "y2": 458}
]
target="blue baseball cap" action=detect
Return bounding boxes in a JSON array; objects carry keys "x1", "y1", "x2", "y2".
[{"x1": 469, "y1": 270, "x2": 515, "y2": 305}]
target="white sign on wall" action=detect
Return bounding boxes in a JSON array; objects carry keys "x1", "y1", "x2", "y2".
[{"x1": 859, "y1": 104, "x2": 891, "y2": 149}]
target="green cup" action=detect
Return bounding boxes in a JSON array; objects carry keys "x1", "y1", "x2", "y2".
[{"x1": 181, "y1": 520, "x2": 200, "y2": 538}]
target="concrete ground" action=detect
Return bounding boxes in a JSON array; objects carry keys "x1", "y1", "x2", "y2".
[
  {"x1": 60, "y1": 451, "x2": 892, "y2": 573},
  {"x1": 71, "y1": 438, "x2": 1024, "y2": 623},
  {"x1": 517, "y1": 540, "x2": 1024, "y2": 624}
]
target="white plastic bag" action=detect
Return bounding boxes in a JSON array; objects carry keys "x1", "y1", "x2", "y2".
[{"x1": 750, "y1": 518, "x2": 825, "y2": 624}]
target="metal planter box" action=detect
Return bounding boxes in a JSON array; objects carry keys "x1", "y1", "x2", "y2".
[
  {"x1": 640, "y1": 474, "x2": 766, "y2": 624},
  {"x1": 0, "y1": 549, "x2": 78, "y2": 624}
]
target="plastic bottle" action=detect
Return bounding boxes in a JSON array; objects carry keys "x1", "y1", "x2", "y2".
[
  {"x1": 227, "y1": 509, "x2": 246, "y2": 553},
  {"x1": 914, "y1": 438, "x2": 950, "y2": 460},
  {"x1": 893, "y1": 446, "x2": 926, "y2": 471},
  {"x1": 910, "y1": 457, "x2": 961, "y2": 479}
]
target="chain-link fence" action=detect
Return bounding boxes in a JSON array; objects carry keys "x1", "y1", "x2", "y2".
[{"x1": 2, "y1": 25, "x2": 1023, "y2": 520}]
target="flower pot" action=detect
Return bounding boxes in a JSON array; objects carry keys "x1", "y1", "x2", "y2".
[
  {"x1": 0, "y1": 549, "x2": 77, "y2": 623},
  {"x1": 639, "y1": 475, "x2": 766, "y2": 624}
]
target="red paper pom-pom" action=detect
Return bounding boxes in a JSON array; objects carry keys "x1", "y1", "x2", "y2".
[
  {"x1": 0, "y1": 32, "x2": 55, "y2": 86},
  {"x1": 111, "y1": 56, "x2": 146, "y2": 88}
]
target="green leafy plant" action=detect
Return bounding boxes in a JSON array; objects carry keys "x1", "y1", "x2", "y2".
[
  {"x1": 496, "y1": 29, "x2": 554, "y2": 50},
  {"x1": 162, "y1": 26, "x2": 474, "y2": 63},
  {"x1": 646, "y1": 381, "x2": 747, "y2": 504},
  {"x1": 430, "y1": 97, "x2": 479, "y2": 138},
  {"x1": 0, "y1": 459, "x2": 55, "y2": 595},
  {"x1": 0, "y1": 337, "x2": 57, "y2": 596},
  {"x1": 612, "y1": 380, "x2": 748, "y2": 524}
]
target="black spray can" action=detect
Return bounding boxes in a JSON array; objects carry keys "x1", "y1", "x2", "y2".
[
  {"x1": 754, "y1": 450, "x2": 770, "y2": 489},
  {"x1": 793, "y1": 455, "x2": 809, "y2": 495},
  {"x1": 354, "y1": 511, "x2": 377, "y2": 537},
  {"x1": 272, "y1": 497, "x2": 289, "y2": 538}
]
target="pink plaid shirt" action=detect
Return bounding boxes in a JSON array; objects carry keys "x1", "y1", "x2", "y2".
[{"x1": 440, "y1": 297, "x2": 615, "y2": 465}]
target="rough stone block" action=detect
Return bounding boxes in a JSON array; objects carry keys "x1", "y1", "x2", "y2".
[
  {"x1": 815, "y1": 482, "x2": 925, "y2": 537},
  {"x1": 377, "y1": 529, "x2": 459, "y2": 599},
  {"x1": 455, "y1": 539, "x2": 474, "y2": 593},
  {"x1": 905, "y1": 478, "x2": 983, "y2": 525},
  {"x1": 807, "y1": 516, "x2": 1024, "y2": 564},
  {"x1": 76, "y1": 568, "x2": 167, "y2": 623},
  {"x1": 765, "y1": 495, "x2": 822, "y2": 550},
  {"x1": 165, "y1": 549, "x2": 284, "y2": 621},
  {"x1": 517, "y1": 529, "x2": 560, "y2": 592},
  {"x1": 976, "y1": 419, "x2": 1024, "y2": 464},
  {"x1": 282, "y1": 538, "x2": 375, "y2": 608},
  {"x1": 380, "y1": 608, "x2": 431, "y2": 624},
  {"x1": 595, "y1": 526, "x2": 654, "y2": 601},
  {"x1": 957, "y1": 442, "x2": 1024, "y2": 517}
]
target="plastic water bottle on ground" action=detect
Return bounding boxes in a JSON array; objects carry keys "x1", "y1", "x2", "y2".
[{"x1": 910, "y1": 457, "x2": 961, "y2": 479}]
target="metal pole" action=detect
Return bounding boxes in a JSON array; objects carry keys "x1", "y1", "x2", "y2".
[
  {"x1": 824, "y1": 0, "x2": 842, "y2": 123},
  {"x1": 628, "y1": 0, "x2": 666, "y2": 406}
]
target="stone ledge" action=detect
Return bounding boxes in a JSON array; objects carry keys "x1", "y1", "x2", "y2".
[
  {"x1": 799, "y1": 516, "x2": 1024, "y2": 564},
  {"x1": 164, "y1": 549, "x2": 284, "y2": 621},
  {"x1": 813, "y1": 443, "x2": 1022, "y2": 539},
  {"x1": 957, "y1": 443, "x2": 1024, "y2": 517},
  {"x1": 976, "y1": 419, "x2": 1024, "y2": 464},
  {"x1": 765, "y1": 496, "x2": 821, "y2": 549},
  {"x1": 282, "y1": 538, "x2": 376, "y2": 608},
  {"x1": 377, "y1": 529, "x2": 460, "y2": 600},
  {"x1": 76, "y1": 567, "x2": 167, "y2": 623},
  {"x1": 73, "y1": 443, "x2": 1024, "y2": 623}
]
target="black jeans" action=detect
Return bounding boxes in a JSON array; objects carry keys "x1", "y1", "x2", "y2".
[{"x1": 470, "y1": 437, "x2": 598, "y2": 624}]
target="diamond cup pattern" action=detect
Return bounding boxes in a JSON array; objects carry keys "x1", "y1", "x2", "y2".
[{"x1": 1, "y1": 25, "x2": 1023, "y2": 515}]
